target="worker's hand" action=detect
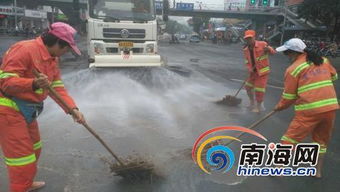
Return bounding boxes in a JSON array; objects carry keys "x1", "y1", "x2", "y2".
[
  {"x1": 274, "y1": 104, "x2": 284, "y2": 111},
  {"x1": 264, "y1": 46, "x2": 270, "y2": 53},
  {"x1": 71, "y1": 108, "x2": 85, "y2": 124},
  {"x1": 252, "y1": 67, "x2": 257, "y2": 72},
  {"x1": 33, "y1": 73, "x2": 50, "y2": 89}
]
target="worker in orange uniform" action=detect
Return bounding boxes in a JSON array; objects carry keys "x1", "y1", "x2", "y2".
[
  {"x1": 275, "y1": 38, "x2": 338, "y2": 178},
  {"x1": 243, "y1": 30, "x2": 276, "y2": 113},
  {"x1": 0, "y1": 22, "x2": 86, "y2": 192}
]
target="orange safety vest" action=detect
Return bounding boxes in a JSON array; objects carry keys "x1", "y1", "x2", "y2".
[
  {"x1": 279, "y1": 53, "x2": 339, "y2": 116},
  {"x1": 243, "y1": 40, "x2": 275, "y2": 76},
  {"x1": 0, "y1": 37, "x2": 77, "y2": 113}
]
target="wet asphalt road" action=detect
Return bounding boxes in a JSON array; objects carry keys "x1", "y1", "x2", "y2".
[{"x1": 0, "y1": 36, "x2": 339, "y2": 192}]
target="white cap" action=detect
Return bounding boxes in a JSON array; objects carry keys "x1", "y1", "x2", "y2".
[{"x1": 276, "y1": 38, "x2": 306, "y2": 53}]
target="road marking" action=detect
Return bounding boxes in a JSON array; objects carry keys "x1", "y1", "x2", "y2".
[{"x1": 230, "y1": 78, "x2": 284, "y2": 90}]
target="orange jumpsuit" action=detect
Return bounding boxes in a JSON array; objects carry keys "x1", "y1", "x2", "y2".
[
  {"x1": 243, "y1": 40, "x2": 276, "y2": 102},
  {"x1": 0, "y1": 37, "x2": 77, "y2": 192},
  {"x1": 277, "y1": 53, "x2": 339, "y2": 154}
]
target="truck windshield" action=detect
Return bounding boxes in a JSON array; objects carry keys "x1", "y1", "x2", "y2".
[{"x1": 90, "y1": 0, "x2": 155, "y2": 21}]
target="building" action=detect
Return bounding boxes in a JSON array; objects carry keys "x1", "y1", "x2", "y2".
[
  {"x1": 224, "y1": 0, "x2": 247, "y2": 11},
  {"x1": 22, "y1": 9, "x2": 48, "y2": 31},
  {"x1": 0, "y1": 2, "x2": 49, "y2": 34},
  {"x1": 0, "y1": 5, "x2": 24, "y2": 32}
]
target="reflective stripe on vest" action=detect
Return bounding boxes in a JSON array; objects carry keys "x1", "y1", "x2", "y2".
[
  {"x1": 245, "y1": 82, "x2": 265, "y2": 92},
  {"x1": 295, "y1": 98, "x2": 338, "y2": 111},
  {"x1": 291, "y1": 62, "x2": 310, "y2": 77},
  {"x1": 51, "y1": 80, "x2": 64, "y2": 88},
  {"x1": 312, "y1": 142, "x2": 326, "y2": 154},
  {"x1": 256, "y1": 54, "x2": 268, "y2": 61},
  {"x1": 319, "y1": 148, "x2": 327, "y2": 153},
  {"x1": 245, "y1": 82, "x2": 254, "y2": 87},
  {"x1": 35, "y1": 88, "x2": 44, "y2": 95},
  {"x1": 33, "y1": 141, "x2": 42, "y2": 150},
  {"x1": 259, "y1": 66, "x2": 270, "y2": 74},
  {"x1": 282, "y1": 92, "x2": 297, "y2": 100},
  {"x1": 254, "y1": 87, "x2": 265, "y2": 92},
  {"x1": 332, "y1": 74, "x2": 338, "y2": 81},
  {"x1": 0, "y1": 97, "x2": 19, "y2": 111},
  {"x1": 297, "y1": 80, "x2": 333, "y2": 94},
  {"x1": 281, "y1": 136, "x2": 299, "y2": 144},
  {"x1": 0, "y1": 70, "x2": 19, "y2": 79},
  {"x1": 5, "y1": 153, "x2": 36, "y2": 166}
]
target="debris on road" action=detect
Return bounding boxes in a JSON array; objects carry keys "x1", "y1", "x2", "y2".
[
  {"x1": 110, "y1": 157, "x2": 154, "y2": 181},
  {"x1": 216, "y1": 80, "x2": 245, "y2": 106},
  {"x1": 216, "y1": 95, "x2": 242, "y2": 106}
]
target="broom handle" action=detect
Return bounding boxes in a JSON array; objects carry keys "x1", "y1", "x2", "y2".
[
  {"x1": 248, "y1": 110, "x2": 276, "y2": 129},
  {"x1": 234, "y1": 80, "x2": 246, "y2": 97},
  {"x1": 226, "y1": 110, "x2": 276, "y2": 146},
  {"x1": 33, "y1": 70, "x2": 124, "y2": 166}
]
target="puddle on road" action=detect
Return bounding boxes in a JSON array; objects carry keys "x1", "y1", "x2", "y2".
[{"x1": 36, "y1": 66, "x2": 248, "y2": 191}]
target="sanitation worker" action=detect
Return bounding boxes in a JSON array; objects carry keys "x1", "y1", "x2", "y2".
[
  {"x1": 275, "y1": 38, "x2": 338, "y2": 178},
  {"x1": 0, "y1": 22, "x2": 85, "y2": 192},
  {"x1": 243, "y1": 30, "x2": 276, "y2": 113}
]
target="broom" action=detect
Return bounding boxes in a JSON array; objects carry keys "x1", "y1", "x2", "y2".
[
  {"x1": 216, "y1": 80, "x2": 246, "y2": 106},
  {"x1": 32, "y1": 70, "x2": 154, "y2": 180}
]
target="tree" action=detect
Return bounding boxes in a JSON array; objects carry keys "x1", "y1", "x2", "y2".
[
  {"x1": 165, "y1": 19, "x2": 192, "y2": 34},
  {"x1": 188, "y1": 16, "x2": 210, "y2": 34},
  {"x1": 298, "y1": 0, "x2": 340, "y2": 40}
]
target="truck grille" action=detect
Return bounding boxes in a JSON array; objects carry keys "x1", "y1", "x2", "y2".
[
  {"x1": 106, "y1": 48, "x2": 144, "y2": 53},
  {"x1": 106, "y1": 48, "x2": 118, "y2": 53},
  {"x1": 103, "y1": 28, "x2": 146, "y2": 38},
  {"x1": 131, "y1": 48, "x2": 143, "y2": 53},
  {"x1": 101, "y1": 39, "x2": 146, "y2": 43}
]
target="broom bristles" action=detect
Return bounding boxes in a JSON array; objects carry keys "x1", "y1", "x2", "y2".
[{"x1": 216, "y1": 95, "x2": 242, "y2": 106}]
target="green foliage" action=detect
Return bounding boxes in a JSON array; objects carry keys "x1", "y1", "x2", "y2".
[
  {"x1": 188, "y1": 16, "x2": 210, "y2": 34},
  {"x1": 165, "y1": 19, "x2": 192, "y2": 34}
]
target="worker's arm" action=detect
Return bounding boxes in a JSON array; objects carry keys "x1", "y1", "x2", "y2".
[
  {"x1": 0, "y1": 45, "x2": 36, "y2": 96},
  {"x1": 264, "y1": 43, "x2": 276, "y2": 55},
  {"x1": 243, "y1": 48, "x2": 254, "y2": 72},
  {"x1": 50, "y1": 66, "x2": 77, "y2": 113},
  {"x1": 50, "y1": 67, "x2": 85, "y2": 123},
  {"x1": 326, "y1": 59, "x2": 338, "y2": 81},
  {"x1": 275, "y1": 71, "x2": 298, "y2": 111}
]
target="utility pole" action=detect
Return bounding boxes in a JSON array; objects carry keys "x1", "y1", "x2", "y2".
[
  {"x1": 280, "y1": 0, "x2": 287, "y2": 45},
  {"x1": 51, "y1": 6, "x2": 54, "y2": 23},
  {"x1": 14, "y1": 0, "x2": 17, "y2": 28},
  {"x1": 73, "y1": 0, "x2": 80, "y2": 25}
]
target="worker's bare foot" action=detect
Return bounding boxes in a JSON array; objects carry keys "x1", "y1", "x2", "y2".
[
  {"x1": 246, "y1": 104, "x2": 255, "y2": 111},
  {"x1": 27, "y1": 181, "x2": 45, "y2": 192},
  {"x1": 258, "y1": 103, "x2": 266, "y2": 111},
  {"x1": 251, "y1": 107, "x2": 260, "y2": 113}
]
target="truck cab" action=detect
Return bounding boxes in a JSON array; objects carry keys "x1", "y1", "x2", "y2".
[{"x1": 87, "y1": 0, "x2": 166, "y2": 67}]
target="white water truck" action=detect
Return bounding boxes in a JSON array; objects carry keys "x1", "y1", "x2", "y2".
[{"x1": 86, "y1": 0, "x2": 169, "y2": 67}]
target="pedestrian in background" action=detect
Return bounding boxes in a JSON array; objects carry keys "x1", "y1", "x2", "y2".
[
  {"x1": 243, "y1": 30, "x2": 276, "y2": 113},
  {"x1": 275, "y1": 38, "x2": 338, "y2": 178}
]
